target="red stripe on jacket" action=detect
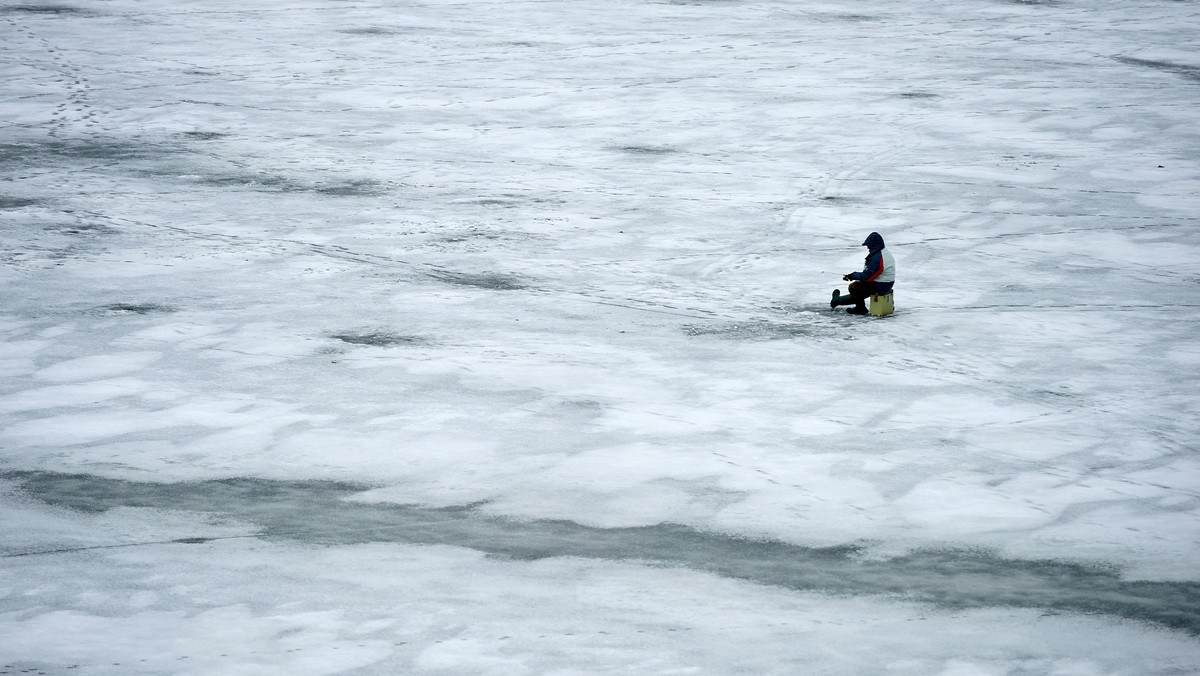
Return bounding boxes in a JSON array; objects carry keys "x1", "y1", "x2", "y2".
[{"x1": 863, "y1": 253, "x2": 883, "y2": 282}]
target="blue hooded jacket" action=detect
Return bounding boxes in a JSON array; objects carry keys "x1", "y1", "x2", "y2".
[{"x1": 848, "y1": 232, "x2": 894, "y2": 293}]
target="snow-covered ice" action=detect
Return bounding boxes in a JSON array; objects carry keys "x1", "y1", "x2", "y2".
[{"x1": 2, "y1": 0, "x2": 1199, "y2": 673}]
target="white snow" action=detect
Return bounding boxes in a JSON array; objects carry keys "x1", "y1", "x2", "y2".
[{"x1": 2, "y1": 0, "x2": 1199, "y2": 672}]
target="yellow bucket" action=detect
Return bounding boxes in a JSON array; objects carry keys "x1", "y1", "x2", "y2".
[{"x1": 869, "y1": 293, "x2": 894, "y2": 317}]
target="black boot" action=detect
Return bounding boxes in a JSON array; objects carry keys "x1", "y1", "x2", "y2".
[
  {"x1": 846, "y1": 305, "x2": 868, "y2": 315},
  {"x1": 831, "y1": 290, "x2": 856, "y2": 308}
]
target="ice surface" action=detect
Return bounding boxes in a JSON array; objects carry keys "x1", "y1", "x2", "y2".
[{"x1": 2, "y1": 0, "x2": 1199, "y2": 672}]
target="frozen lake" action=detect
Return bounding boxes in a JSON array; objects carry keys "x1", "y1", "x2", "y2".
[{"x1": 2, "y1": 0, "x2": 1199, "y2": 673}]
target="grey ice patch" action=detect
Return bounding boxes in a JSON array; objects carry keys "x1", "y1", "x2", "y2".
[
  {"x1": 198, "y1": 173, "x2": 299, "y2": 191},
  {"x1": 98, "y1": 303, "x2": 175, "y2": 315},
  {"x1": 6, "y1": 470, "x2": 1200, "y2": 636},
  {"x1": 330, "y1": 332, "x2": 424, "y2": 347},
  {"x1": 46, "y1": 138, "x2": 161, "y2": 161},
  {"x1": 196, "y1": 174, "x2": 386, "y2": 196},
  {"x1": 452, "y1": 194, "x2": 563, "y2": 209},
  {"x1": 339, "y1": 27, "x2": 397, "y2": 35},
  {"x1": 45, "y1": 221, "x2": 115, "y2": 236},
  {"x1": 313, "y1": 180, "x2": 387, "y2": 197},
  {"x1": 178, "y1": 131, "x2": 229, "y2": 141},
  {"x1": 0, "y1": 663, "x2": 62, "y2": 676},
  {"x1": 811, "y1": 13, "x2": 880, "y2": 22},
  {"x1": 440, "y1": 230, "x2": 503, "y2": 244},
  {"x1": 1, "y1": 4, "x2": 88, "y2": 14},
  {"x1": 547, "y1": 398, "x2": 609, "y2": 425},
  {"x1": 468, "y1": 197, "x2": 522, "y2": 208},
  {"x1": 614, "y1": 145, "x2": 679, "y2": 156},
  {"x1": 684, "y1": 316, "x2": 843, "y2": 340},
  {"x1": 429, "y1": 270, "x2": 528, "y2": 291},
  {"x1": 1025, "y1": 387, "x2": 1079, "y2": 403},
  {"x1": 0, "y1": 139, "x2": 164, "y2": 167},
  {"x1": 435, "y1": 226, "x2": 542, "y2": 251},
  {"x1": 898, "y1": 92, "x2": 939, "y2": 99},
  {"x1": 559, "y1": 399, "x2": 605, "y2": 413},
  {"x1": 340, "y1": 25, "x2": 432, "y2": 36},
  {"x1": 0, "y1": 196, "x2": 39, "y2": 209},
  {"x1": 1114, "y1": 56, "x2": 1200, "y2": 82}
]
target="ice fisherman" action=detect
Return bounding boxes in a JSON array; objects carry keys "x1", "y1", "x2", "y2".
[{"x1": 830, "y1": 231, "x2": 895, "y2": 315}]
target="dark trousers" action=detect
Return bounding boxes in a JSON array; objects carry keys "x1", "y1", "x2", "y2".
[{"x1": 847, "y1": 280, "x2": 884, "y2": 307}]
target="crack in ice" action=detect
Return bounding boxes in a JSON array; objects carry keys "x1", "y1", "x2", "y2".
[{"x1": 6, "y1": 471, "x2": 1199, "y2": 635}]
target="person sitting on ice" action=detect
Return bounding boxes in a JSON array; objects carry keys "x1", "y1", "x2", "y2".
[{"x1": 830, "y1": 231, "x2": 895, "y2": 315}]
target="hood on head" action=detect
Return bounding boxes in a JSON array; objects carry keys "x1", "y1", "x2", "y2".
[{"x1": 862, "y1": 232, "x2": 885, "y2": 252}]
